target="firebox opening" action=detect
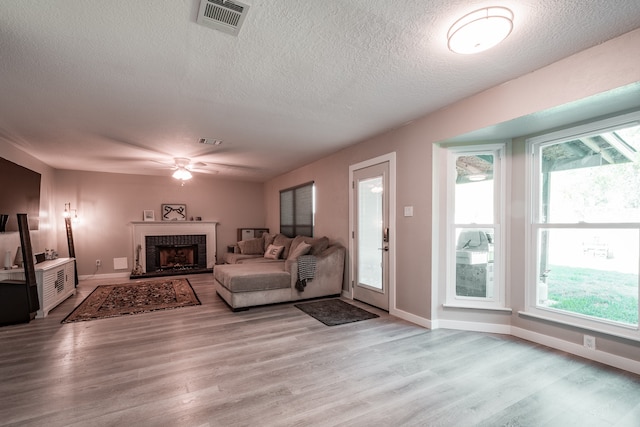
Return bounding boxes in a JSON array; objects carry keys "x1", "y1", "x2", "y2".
[{"x1": 157, "y1": 244, "x2": 198, "y2": 270}]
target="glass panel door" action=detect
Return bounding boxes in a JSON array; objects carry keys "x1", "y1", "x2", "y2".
[
  {"x1": 354, "y1": 161, "x2": 389, "y2": 310},
  {"x1": 358, "y1": 176, "x2": 383, "y2": 289}
]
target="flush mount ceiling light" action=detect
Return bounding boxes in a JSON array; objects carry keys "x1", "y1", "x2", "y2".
[{"x1": 447, "y1": 6, "x2": 514, "y2": 54}]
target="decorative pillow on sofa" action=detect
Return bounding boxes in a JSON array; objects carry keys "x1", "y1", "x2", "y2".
[
  {"x1": 309, "y1": 236, "x2": 330, "y2": 255},
  {"x1": 288, "y1": 235, "x2": 330, "y2": 258},
  {"x1": 288, "y1": 235, "x2": 307, "y2": 259},
  {"x1": 287, "y1": 242, "x2": 311, "y2": 260},
  {"x1": 264, "y1": 244, "x2": 284, "y2": 259},
  {"x1": 273, "y1": 234, "x2": 294, "y2": 259},
  {"x1": 262, "y1": 232, "x2": 276, "y2": 252},
  {"x1": 238, "y1": 237, "x2": 264, "y2": 255}
]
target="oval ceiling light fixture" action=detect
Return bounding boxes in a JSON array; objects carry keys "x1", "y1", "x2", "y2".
[{"x1": 447, "y1": 6, "x2": 514, "y2": 54}]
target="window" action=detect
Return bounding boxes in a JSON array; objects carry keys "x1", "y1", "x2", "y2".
[
  {"x1": 280, "y1": 182, "x2": 314, "y2": 237},
  {"x1": 445, "y1": 144, "x2": 506, "y2": 308},
  {"x1": 528, "y1": 112, "x2": 640, "y2": 338}
]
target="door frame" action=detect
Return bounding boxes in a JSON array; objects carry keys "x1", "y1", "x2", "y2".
[{"x1": 348, "y1": 152, "x2": 396, "y2": 313}]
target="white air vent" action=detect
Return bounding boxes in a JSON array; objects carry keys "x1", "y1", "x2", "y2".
[
  {"x1": 197, "y1": 0, "x2": 250, "y2": 36},
  {"x1": 198, "y1": 138, "x2": 223, "y2": 146}
]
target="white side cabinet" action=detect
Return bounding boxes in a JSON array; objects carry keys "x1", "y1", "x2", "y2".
[{"x1": 0, "y1": 258, "x2": 76, "y2": 318}]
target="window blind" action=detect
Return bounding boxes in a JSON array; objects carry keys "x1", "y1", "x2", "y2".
[{"x1": 280, "y1": 182, "x2": 314, "y2": 237}]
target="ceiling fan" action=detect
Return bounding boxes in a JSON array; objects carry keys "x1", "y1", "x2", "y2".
[
  {"x1": 93, "y1": 136, "x2": 264, "y2": 180},
  {"x1": 171, "y1": 157, "x2": 198, "y2": 181}
]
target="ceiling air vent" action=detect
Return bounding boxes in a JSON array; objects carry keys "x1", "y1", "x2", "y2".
[
  {"x1": 197, "y1": 0, "x2": 250, "y2": 36},
  {"x1": 198, "y1": 138, "x2": 223, "y2": 146}
]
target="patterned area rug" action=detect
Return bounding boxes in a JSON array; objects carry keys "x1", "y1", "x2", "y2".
[
  {"x1": 294, "y1": 298, "x2": 379, "y2": 326},
  {"x1": 62, "y1": 278, "x2": 200, "y2": 323}
]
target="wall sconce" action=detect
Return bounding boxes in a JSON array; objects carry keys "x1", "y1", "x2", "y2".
[
  {"x1": 447, "y1": 7, "x2": 514, "y2": 54},
  {"x1": 63, "y1": 203, "x2": 79, "y2": 224}
]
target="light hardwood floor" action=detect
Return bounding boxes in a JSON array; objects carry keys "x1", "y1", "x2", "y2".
[{"x1": 1, "y1": 273, "x2": 640, "y2": 427}]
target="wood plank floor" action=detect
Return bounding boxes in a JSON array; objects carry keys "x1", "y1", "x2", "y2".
[{"x1": 1, "y1": 274, "x2": 639, "y2": 427}]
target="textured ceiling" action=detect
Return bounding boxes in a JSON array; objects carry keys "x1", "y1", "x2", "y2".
[{"x1": 1, "y1": 0, "x2": 640, "y2": 181}]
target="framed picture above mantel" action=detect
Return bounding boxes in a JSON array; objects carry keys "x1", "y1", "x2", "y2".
[{"x1": 161, "y1": 204, "x2": 187, "y2": 221}]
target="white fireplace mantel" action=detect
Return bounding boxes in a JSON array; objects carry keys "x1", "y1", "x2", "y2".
[{"x1": 131, "y1": 221, "x2": 218, "y2": 272}]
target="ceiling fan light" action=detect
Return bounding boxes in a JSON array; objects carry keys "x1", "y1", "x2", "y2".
[
  {"x1": 448, "y1": 7, "x2": 513, "y2": 54},
  {"x1": 172, "y1": 168, "x2": 192, "y2": 180}
]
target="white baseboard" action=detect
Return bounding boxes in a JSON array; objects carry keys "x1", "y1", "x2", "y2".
[
  {"x1": 386, "y1": 311, "x2": 640, "y2": 375},
  {"x1": 391, "y1": 307, "x2": 433, "y2": 329},
  {"x1": 78, "y1": 272, "x2": 130, "y2": 280},
  {"x1": 511, "y1": 326, "x2": 640, "y2": 376}
]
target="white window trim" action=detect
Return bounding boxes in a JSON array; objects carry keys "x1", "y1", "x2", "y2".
[
  {"x1": 524, "y1": 110, "x2": 640, "y2": 341},
  {"x1": 444, "y1": 143, "x2": 508, "y2": 310}
]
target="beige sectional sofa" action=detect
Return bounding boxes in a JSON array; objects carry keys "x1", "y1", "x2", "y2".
[{"x1": 215, "y1": 233, "x2": 346, "y2": 311}]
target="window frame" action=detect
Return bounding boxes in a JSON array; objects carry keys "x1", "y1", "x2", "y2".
[
  {"x1": 525, "y1": 111, "x2": 640, "y2": 340},
  {"x1": 444, "y1": 143, "x2": 507, "y2": 310},
  {"x1": 279, "y1": 181, "x2": 315, "y2": 238}
]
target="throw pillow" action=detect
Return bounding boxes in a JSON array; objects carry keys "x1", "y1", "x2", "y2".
[
  {"x1": 288, "y1": 235, "x2": 308, "y2": 259},
  {"x1": 238, "y1": 237, "x2": 264, "y2": 255},
  {"x1": 264, "y1": 244, "x2": 284, "y2": 259},
  {"x1": 273, "y1": 234, "x2": 294, "y2": 259},
  {"x1": 309, "y1": 236, "x2": 330, "y2": 255},
  {"x1": 287, "y1": 242, "x2": 311, "y2": 260},
  {"x1": 262, "y1": 232, "x2": 276, "y2": 252}
]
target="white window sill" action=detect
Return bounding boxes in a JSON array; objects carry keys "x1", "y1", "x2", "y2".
[
  {"x1": 518, "y1": 310, "x2": 640, "y2": 343},
  {"x1": 443, "y1": 304, "x2": 513, "y2": 313}
]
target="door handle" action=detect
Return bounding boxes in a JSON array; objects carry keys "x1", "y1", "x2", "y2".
[{"x1": 378, "y1": 246, "x2": 389, "y2": 252}]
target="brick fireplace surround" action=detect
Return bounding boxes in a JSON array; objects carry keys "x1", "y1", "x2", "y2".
[{"x1": 131, "y1": 221, "x2": 218, "y2": 277}]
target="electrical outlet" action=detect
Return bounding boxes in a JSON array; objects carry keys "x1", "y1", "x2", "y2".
[
  {"x1": 96, "y1": 259, "x2": 101, "y2": 267},
  {"x1": 584, "y1": 335, "x2": 596, "y2": 350}
]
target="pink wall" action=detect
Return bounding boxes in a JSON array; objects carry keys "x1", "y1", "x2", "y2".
[
  {"x1": 265, "y1": 120, "x2": 434, "y2": 317},
  {"x1": 54, "y1": 170, "x2": 265, "y2": 276},
  {"x1": 416, "y1": 28, "x2": 640, "y2": 144}
]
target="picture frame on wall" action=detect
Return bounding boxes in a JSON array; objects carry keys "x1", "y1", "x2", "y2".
[
  {"x1": 161, "y1": 204, "x2": 187, "y2": 221},
  {"x1": 143, "y1": 210, "x2": 155, "y2": 222}
]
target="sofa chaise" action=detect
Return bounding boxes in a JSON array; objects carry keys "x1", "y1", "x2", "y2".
[{"x1": 215, "y1": 233, "x2": 346, "y2": 311}]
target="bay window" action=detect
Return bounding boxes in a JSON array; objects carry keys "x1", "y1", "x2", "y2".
[{"x1": 527, "y1": 112, "x2": 640, "y2": 338}]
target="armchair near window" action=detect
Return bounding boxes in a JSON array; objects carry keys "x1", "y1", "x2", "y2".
[{"x1": 0, "y1": 214, "x2": 40, "y2": 326}]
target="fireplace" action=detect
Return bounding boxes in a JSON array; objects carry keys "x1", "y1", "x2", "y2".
[
  {"x1": 131, "y1": 221, "x2": 218, "y2": 278},
  {"x1": 157, "y1": 244, "x2": 197, "y2": 269},
  {"x1": 145, "y1": 235, "x2": 206, "y2": 274}
]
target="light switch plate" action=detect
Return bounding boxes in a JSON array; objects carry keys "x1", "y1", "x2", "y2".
[{"x1": 404, "y1": 206, "x2": 414, "y2": 217}]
